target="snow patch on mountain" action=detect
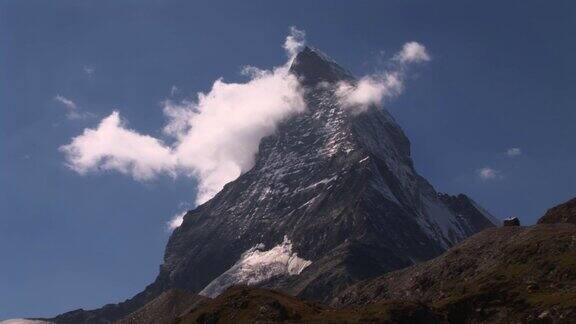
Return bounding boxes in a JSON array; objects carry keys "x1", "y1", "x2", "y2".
[{"x1": 199, "y1": 236, "x2": 312, "y2": 298}]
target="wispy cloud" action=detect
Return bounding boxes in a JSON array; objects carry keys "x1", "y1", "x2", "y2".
[
  {"x1": 477, "y1": 167, "x2": 503, "y2": 181},
  {"x1": 0, "y1": 319, "x2": 51, "y2": 324},
  {"x1": 55, "y1": 95, "x2": 78, "y2": 111},
  {"x1": 394, "y1": 42, "x2": 431, "y2": 63},
  {"x1": 170, "y1": 85, "x2": 179, "y2": 97},
  {"x1": 506, "y1": 147, "x2": 522, "y2": 157},
  {"x1": 83, "y1": 66, "x2": 95, "y2": 77},
  {"x1": 54, "y1": 95, "x2": 93, "y2": 120},
  {"x1": 60, "y1": 111, "x2": 176, "y2": 180},
  {"x1": 336, "y1": 41, "x2": 430, "y2": 112},
  {"x1": 61, "y1": 28, "x2": 306, "y2": 205},
  {"x1": 283, "y1": 26, "x2": 306, "y2": 59},
  {"x1": 60, "y1": 28, "x2": 430, "y2": 208},
  {"x1": 167, "y1": 211, "x2": 186, "y2": 230}
]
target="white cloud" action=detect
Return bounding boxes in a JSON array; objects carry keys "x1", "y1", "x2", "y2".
[
  {"x1": 59, "y1": 111, "x2": 176, "y2": 181},
  {"x1": 336, "y1": 42, "x2": 429, "y2": 112},
  {"x1": 170, "y1": 85, "x2": 179, "y2": 97},
  {"x1": 395, "y1": 41, "x2": 431, "y2": 64},
  {"x1": 61, "y1": 31, "x2": 306, "y2": 205},
  {"x1": 61, "y1": 30, "x2": 430, "y2": 208},
  {"x1": 161, "y1": 99, "x2": 196, "y2": 138},
  {"x1": 506, "y1": 147, "x2": 522, "y2": 157},
  {"x1": 169, "y1": 66, "x2": 305, "y2": 203},
  {"x1": 83, "y1": 66, "x2": 95, "y2": 77},
  {"x1": 477, "y1": 167, "x2": 502, "y2": 181},
  {"x1": 167, "y1": 210, "x2": 186, "y2": 230},
  {"x1": 54, "y1": 95, "x2": 92, "y2": 120},
  {"x1": 55, "y1": 95, "x2": 77, "y2": 110},
  {"x1": 336, "y1": 73, "x2": 403, "y2": 112},
  {"x1": 283, "y1": 26, "x2": 306, "y2": 59}
]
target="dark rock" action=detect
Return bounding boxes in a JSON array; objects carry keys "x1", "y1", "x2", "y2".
[
  {"x1": 171, "y1": 286, "x2": 444, "y2": 324},
  {"x1": 439, "y1": 193, "x2": 501, "y2": 233},
  {"x1": 538, "y1": 197, "x2": 576, "y2": 225},
  {"x1": 114, "y1": 289, "x2": 207, "y2": 324},
  {"x1": 334, "y1": 224, "x2": 576, "y2": 323}
]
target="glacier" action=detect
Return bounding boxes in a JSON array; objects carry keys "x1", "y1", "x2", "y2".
[{"x1": 199, "y1": 236, "x2": 312, "y2": 298}]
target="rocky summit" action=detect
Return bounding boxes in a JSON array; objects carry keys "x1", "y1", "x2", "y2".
[{"x1": 52, "y1": 46, "x2": 496, "y2": 323}]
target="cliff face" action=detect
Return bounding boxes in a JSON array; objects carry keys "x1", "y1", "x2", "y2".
[
  {"x1": 53, "y1": 47, "x2": 496, "y2": 323},
  {"x1": 155, "y1": 47, "x2": 497, "y2": 301}
]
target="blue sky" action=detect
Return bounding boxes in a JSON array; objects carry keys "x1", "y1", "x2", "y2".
[{"x1": 1, "y1": 0, "x2": 575, "y2": 319}]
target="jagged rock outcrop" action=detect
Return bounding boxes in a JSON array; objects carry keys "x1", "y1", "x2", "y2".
[{"x1": 52, "y1": 46, "x2": 496, "y2": 323}]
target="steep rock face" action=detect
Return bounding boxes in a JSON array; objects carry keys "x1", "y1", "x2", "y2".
[
  {"x1": 439, "y1": 193, "x2": 501, "y2": 232},
  {"x1": 52, "y1": 47, "x2": 496, "y2": 323},
  {"x1": 154, "y1": 47, "x2": 497, "y2": 301},
  {"x1": 538, "y1": 197, "x2": 576, "y2": 225}
]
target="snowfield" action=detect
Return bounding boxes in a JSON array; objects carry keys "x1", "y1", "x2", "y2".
[{"x1": 200, "y1": 236, "x2": 312, "y2": 297}]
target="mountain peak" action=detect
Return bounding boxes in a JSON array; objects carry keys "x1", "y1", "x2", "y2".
[
  {"x1": 52, "y1": 46, "x2": 497, "y2": 324},
  {"x1": 289, "y1": 46, "x2": 353, "y2": 86}
]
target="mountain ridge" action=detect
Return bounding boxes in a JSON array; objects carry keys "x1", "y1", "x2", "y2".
[
  {"x1": 538, "y1": 197, "x2": 576, "y2": 225},
  {"x1": 334, "y1": 223, "x2": 576, "y2": 322}
]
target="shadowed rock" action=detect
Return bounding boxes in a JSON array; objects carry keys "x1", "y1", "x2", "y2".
[
  {"x1": 114, "y1": 289, "x2": 207, "y2": 324},
  {"x1": 171, "y1": 286, "x2": 443, "y2": 324},
  {"x1": 335, "y1": 224, "x2": 576, "y2": 323},
  {"x1": 538, "y1": 197, "x2": 576, "y2": 225}
]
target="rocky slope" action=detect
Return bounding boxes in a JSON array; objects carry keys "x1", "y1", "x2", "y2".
[
  {"x1": 52, "y1": 46, "x2": 496, "y2": 323},
  {"x1": 169, "y1": 286, "x2": 443, "y2": 324},
  {"x1": 114, "y1": 290, "x2": 207, "y2": 324},
  {"x1": 98, "y1": 199, "x2": 576, "y2": 324},
  {"x1": 538, "y1": 197, "x2": 576, "y2": 225},
  {"x1": 335, "y1": 224, "x2": 576, "y2": 323}
]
